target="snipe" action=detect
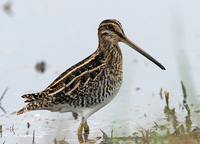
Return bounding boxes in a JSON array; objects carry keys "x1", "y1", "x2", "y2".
[{"x1": 17, "y1": 19, "x2": 165, "y2": 134}]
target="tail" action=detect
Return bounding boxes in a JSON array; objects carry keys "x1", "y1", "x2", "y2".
[
  {"x1": 17, "y1": 107, "x2": 27, "y2": 115},
  {"x1": 17, "y1": 92, "x2": 52, "y2": 115}
]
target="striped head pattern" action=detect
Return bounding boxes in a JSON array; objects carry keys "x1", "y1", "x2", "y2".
[{"x1": 98, "y1": 19, "x2": 126, "y2": 43}]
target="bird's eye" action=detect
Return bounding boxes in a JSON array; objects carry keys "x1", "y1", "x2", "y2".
[{"x1": 107, "y1": 24, "x2": 113, "y2": 30}]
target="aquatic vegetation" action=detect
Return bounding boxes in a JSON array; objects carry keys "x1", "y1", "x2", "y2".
[
  {"x1": 97, "y1": 82, "x2": 200, "y2": 144},
  {"x1": 0, "y1": 88, "x2": 8, "y2": 114}
]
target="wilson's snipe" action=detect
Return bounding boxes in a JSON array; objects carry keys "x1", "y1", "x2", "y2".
[{"x1": 17, "y1": 19, "x2": 165, "y2": 134}]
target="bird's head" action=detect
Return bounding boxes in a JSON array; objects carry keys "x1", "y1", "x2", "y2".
[{"x1": 98, "y1": 19, "x2": 166, "y2": 70}]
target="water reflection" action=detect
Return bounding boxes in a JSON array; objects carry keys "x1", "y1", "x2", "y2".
[{"x1": 77, "y1": 133, "x2": 88, "y2": 143}]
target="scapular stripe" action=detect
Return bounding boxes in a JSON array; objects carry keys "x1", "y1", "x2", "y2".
[
  {"x1": 48, "y1": 63, "x2": 105, "y2": 96},
  {"x1": 46, "y1": 52, "x2": 106, "y2": 96},
  {"x1": 46, "y1": 52, "x2": 104, "y2": 90}
]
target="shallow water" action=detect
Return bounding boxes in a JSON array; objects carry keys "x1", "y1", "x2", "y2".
[{"x1": 0, "y1": 1, "x2": 200, "y2": 143}]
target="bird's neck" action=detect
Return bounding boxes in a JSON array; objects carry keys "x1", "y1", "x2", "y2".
[{"x1": 96, "y1": 39, "x2": 123, "y2": 64}]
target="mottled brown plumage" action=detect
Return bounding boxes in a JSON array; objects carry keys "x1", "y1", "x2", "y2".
[{"x1": 17, "y1": 19, "x2": 165, "y2": 133}]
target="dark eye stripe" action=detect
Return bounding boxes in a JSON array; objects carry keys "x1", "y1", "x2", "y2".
[
  {"x1": 101, "y1": 32, "x2": 108, "y2": 37},
  {"x1": 98, "y1": 24, "x2": 114, "y2": 31}
]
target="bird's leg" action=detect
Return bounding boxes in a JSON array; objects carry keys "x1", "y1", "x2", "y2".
[
  {"x1": 78, "y1": 117, "x2": 85, "y2": 134},
  {"x1": 78, "y1": 123, "x2": 84, "y2": 134},
  {"x1": 78, "y1": 117, "x2": 90, "y2": 134},
  {"x1": 83, "y1": 120, "x2": 89, "y2": 134}
]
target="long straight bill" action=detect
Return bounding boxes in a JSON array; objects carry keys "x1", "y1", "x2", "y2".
[{"x1": 122, "y1": 36, "x2": 166, "y2": 70}]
